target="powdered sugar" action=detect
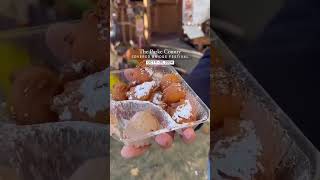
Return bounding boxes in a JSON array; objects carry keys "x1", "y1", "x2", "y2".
[
  {"x1": 78, "y1": 68, "x2": 109, "y2": 117},
  {"x1": 59, "y1": 107, "x2": 72, "y2": 120},
  {"x1": 144, "y1": 67, "x2": 154, "y2": 76},
  {"x1": 152, "y1": 92, "x2": 163, "y2": 105},
  {"x1": 172, "y1": 100, "x2": 192, "y2": 123},
  {"x1": 127, "y1": 81, "x2": 156, "y2": 99}
]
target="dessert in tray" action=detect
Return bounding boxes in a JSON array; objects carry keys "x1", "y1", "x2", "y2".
[
  {"x1": 110, "y1": 65, "x2": 210, "y2": 146},
  {"x1": 5, "y1": 1, "x2": 109, "y2": 125}
]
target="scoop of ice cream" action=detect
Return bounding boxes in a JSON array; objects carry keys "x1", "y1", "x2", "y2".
[{"x1": 123, "y1": 110, "x2": 160, "y2": 146}]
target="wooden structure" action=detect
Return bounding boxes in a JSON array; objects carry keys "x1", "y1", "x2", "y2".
[
  {"x1": 145, "y1": 0, "x2": 183, "y2": 39},
  {"x1": 113, "y1": 0, "x2": 183, "y2": 46}
]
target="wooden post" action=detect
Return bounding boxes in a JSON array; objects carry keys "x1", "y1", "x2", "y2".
[{"x1": 177, "y1": 0, "x2": 184, "y2": 38}]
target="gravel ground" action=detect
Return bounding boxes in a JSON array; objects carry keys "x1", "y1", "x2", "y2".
[{"x1": 110, "y1": 123, "x2": 210, "y2": 180}]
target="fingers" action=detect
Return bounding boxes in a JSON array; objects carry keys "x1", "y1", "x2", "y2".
[
  {"x1": 120, "y1": 145, "x2": 150, "y2": 159},
  {"x1": 155, "y1": 128, "x2": 196, "y2": 149},
  {"x1": 120, "y1": 129, "x2": 196, "y2": 159},
  {"x1": 181, "y1": 128, "x2": 196, "y2": 144},
  {"x1": 155, "y1": 132, "x2": 174, "y2": 149},
  {"x1": 120, "y1": 132, "x2": 173, "y2": 159}
]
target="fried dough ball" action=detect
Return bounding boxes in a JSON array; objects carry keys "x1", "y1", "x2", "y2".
[
  {"x1": 127, "y1": 81, "x2": 158, "y2": 101},
  {"x1": 10, "y1": 66, "x2": 62, "y2": 125},
  {"x1": 59, "y1": 16, "x2": 108, "y2": 83},
  {"x1": 168, "y1": 99, "x2": 197, "y2": 124},
  {"x1": 124, "y1": 68, "x2": 151, "y2": 85},
  {"x1": 46, "y1": 9, "x2": 108, "y2": 83},
  {"x1": 149, "y1": 91, "x2": 167, "y2": 109},
  {"x1": 124, "y1": 48, "x2": 144, "y2": 60},
  {"x1": 160, "y1": 73, "x2": 180, "y2": 90},
  {"x1": 70, "y1": 16, "x2": 108, "y2": 69},
  {"x1": 111, "y1": 82, "x2": 128, "y2": 101},
  {"x1": 136, "y1": 60, "x2": 147, "y2": 68},
  {"x1": 123, "y1": 110, "x2": 160, "y2": 147},
  {"x1": 163, "y1": 83, "x2": 186, "y2": 104},
  {"x1": 51, "y1": 68, "x2": 109, "y2": 124}
]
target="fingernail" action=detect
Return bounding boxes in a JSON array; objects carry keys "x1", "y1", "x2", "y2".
[
  {"x1": 182, "y1": 129, "x2": 196, "y2": 144},
  {"x1": 120, "y1": 147, "x2": 131, "y2": 159},
  {"x1": 184, "y1": 132, "x2": 193, "y2": 140},
  {"x1": 155, "y1": 133, "x2": 172, "y2": 149},
  {"x1": 183, "y1": 129, "x2": 193, "y2": 140}
]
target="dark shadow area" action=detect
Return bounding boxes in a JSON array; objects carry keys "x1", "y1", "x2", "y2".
[
  {"x1": 212, "y1": 0, "x2": 320, "y2": 179},
  {"x1": 0, "y1": 0, "x2": 109, "y2": 179}
]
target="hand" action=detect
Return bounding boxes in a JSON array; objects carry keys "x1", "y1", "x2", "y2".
[{"x1": 120, "y1": 128, "x2": 196, "y2": 159}]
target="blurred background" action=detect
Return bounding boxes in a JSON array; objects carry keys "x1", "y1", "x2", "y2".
[
  {"x1": 0, "y1": 1, "x2": 109, "y2": 180},
  {"x1": 212, "y1": 0, "x2": 284, "y2": 55},
  {"x1": 0, "y1": 0, "x2": 97, "y2": 100},
  {"x1": 0, "y1": 0, "x2": 95, "y2": 29},
  {"x1": 212, "y1": 0, "x2": 320, "y2": 179}
]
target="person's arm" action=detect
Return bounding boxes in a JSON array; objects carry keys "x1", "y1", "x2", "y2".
[
  {"x1": 184, "y1": 48, "x2": 211, "y2": 130},
  {"x1": 184, "y1": 48, "x2": 211, "y2": 106}
]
